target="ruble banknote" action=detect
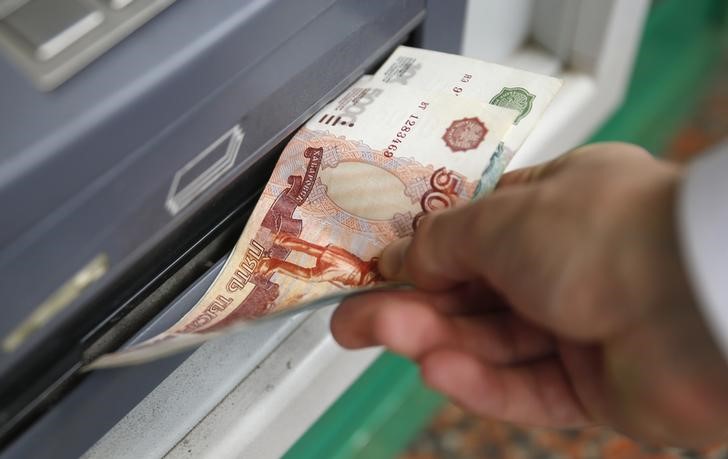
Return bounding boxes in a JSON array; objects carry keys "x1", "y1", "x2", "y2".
[{"x1": 89, "y1": 49, "x2": 561, "y2": 368}]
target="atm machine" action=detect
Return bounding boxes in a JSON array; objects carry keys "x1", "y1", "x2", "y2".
[{"x1": 0, "y1": 1, "x2": 649, "y2": 457}]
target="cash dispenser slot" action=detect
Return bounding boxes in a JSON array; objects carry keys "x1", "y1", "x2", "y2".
[{"x1": 0, "y1": 0, "x2": 427, "y2": 456}]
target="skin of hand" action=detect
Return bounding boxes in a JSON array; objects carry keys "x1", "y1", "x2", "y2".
[{"x1": 330, "y1": 143, "x2": 728, "y2": 448}]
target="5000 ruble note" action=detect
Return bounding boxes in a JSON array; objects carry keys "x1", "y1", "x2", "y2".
[{"x1": 88, "y1": 79, "x2": 520, "y2": 368}]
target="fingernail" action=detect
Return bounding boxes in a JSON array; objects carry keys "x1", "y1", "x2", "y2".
[{"x1": 378, "y1": 237, "x2": 411, "y2": 279}]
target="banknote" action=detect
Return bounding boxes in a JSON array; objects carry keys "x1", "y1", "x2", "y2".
[
  {"x1": 372, "y1": 46, "x2": 562, "y2": 193},
  {"x1": 88, "y1": 78, "x2": 520, "y2": 368}
]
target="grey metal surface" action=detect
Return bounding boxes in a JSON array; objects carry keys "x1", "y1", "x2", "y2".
[
  {"x1": 161, "y1": 309, "x2": 380, "y2": 459},
  {"x1": 416, "y1": 0, "x2": 467, "y2": 53},
  {"x1": 0, "y1": 0, "x2": 426, "y2": 456},
  {"x1": 0, "y1": 257, "x2": 312, "y2": 459},
  {"x1": 0, "y1": 0, "x2": 425, "y2": 391}
]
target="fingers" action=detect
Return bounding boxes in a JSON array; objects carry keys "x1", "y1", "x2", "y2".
[
  {"x1": 332, "y1": 290, "x2": 591, "y2": 428},
  {"x1": 375, "y1": 145, "x2": 636, "y2": 337},
  {"x1": 331, "y1": 290, "x2": 555, "y2": 365},
  {"x1": 331, "y1": 290, "x2": 463, "y2": 352},
  {"x1": 420, "y1": 349, "x2": 590, "y2": 428}
]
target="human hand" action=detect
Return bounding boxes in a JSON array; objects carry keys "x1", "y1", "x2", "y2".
[{"x1": 331, "y1": 143, "x2": 728, "y2": 447}]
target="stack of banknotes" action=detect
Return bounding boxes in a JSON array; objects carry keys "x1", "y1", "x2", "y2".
[{"x1": 89, "y1": 46, "x2": 562, "y2": 368}]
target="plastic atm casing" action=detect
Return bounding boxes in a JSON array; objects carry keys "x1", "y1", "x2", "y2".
[{"x1": 0, "y1": 0, "x2": 448, "y2": 456}]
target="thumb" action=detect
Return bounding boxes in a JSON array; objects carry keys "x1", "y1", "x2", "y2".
[
  {"x1": 378, "y1": 152, "x2": 578, "y2": 290},
  {"x1": 378, "y1": 184, "x2": 540, "y2": 292}
]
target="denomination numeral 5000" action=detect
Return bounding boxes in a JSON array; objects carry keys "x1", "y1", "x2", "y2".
[{"x1": 412, "y1": 167, "x2": 462, "y2": 229}]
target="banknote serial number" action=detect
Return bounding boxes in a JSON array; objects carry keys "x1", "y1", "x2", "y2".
[
  {"x1": 452, "y1": 73, "x2": 472, "y2": 96},
  {"x1": 385, "y1": 101, "x2": 430, "y2": 157}
]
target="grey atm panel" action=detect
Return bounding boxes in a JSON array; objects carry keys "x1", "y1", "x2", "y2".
[{"x1": 0, "y1": 0, "x2": 431, "y2": 455}]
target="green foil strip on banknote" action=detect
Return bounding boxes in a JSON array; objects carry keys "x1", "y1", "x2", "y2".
[{"x1": 88, "y1": 47, "x2": 562, "y2": 369}]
